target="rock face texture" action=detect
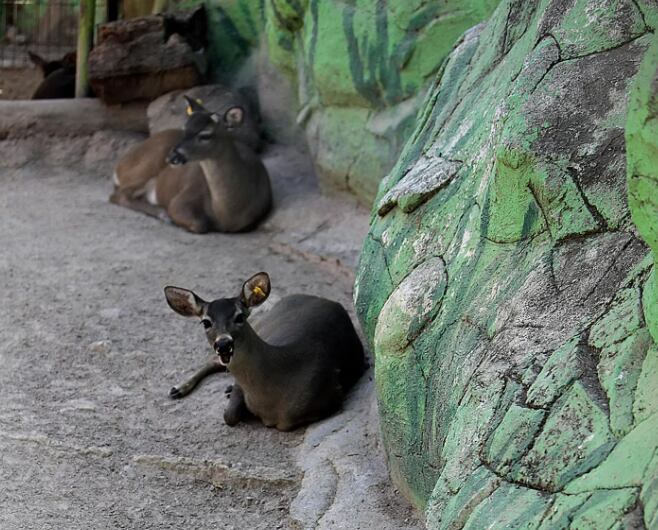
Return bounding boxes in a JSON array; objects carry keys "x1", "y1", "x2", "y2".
[
  {"x1": 198, "y1": 0, "x2": 501, "y2": 204},
  {"x1": 354, "y1": 0, "x2": 658, "y2": 527}
]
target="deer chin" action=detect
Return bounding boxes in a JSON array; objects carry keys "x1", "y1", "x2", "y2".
[
  {"x1": 217, "y1": 351, "x2": 233, "y2": 367},
  {"x1": 166, "y1": 151, "x2": 187, "y2": 166}
]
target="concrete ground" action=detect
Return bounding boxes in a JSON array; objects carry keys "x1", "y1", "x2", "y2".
[{"x1": 0, "y1": 139, "x2": 423, "y2": 529}]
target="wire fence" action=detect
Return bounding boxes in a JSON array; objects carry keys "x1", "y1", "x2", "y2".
[{"x1": 0, "y1": 0, "x2": 105, "y2": 68}]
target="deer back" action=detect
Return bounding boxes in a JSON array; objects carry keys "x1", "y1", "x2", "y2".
[{"x1": 254, "y1": 294, "x2": 365, "y2": 392}]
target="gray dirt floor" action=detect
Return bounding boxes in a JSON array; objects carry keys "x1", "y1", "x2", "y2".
[{"x1": 0, "y1": 142, "x2": 423, "y2": 529}]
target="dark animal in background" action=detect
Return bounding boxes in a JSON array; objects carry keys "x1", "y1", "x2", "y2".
[
  {"x1": 165, "y1": 272, "x2": 367, "y2": 431},
  {"x1": 29, "y1": 51, "x2": 76, "y2": 99},
  {"x1": 163, "y1": 5, "x2": 208, "y2": 51}
]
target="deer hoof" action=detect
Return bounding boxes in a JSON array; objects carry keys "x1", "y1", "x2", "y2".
[
  {"x1": 169, "y1": 386, "x2": 184, "y2": 399},
  {"x1": 223, "y1": 410, "x2": 240, "y2": 426},
  {"x1": 158, "y1": 211, "x2": 173, "y2": 224}
]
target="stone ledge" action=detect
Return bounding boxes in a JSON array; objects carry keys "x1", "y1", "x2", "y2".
[{"x1": 0, "y1": 99, "x2": 148, "y2": 138}]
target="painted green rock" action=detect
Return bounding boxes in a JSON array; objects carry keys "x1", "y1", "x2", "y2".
[
  {"x1": 627, "y1": 30, "x2": 658, "y2": 345},
  {"x1": 355, "y1": 0, "x2": 658, "y2": 527}
]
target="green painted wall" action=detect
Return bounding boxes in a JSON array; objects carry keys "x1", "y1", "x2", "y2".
[
  {"x1": 354, "y1": 0, "x2": 658, "y2": 527},
  {"x1": 265, "y1": 0, "x2": 502, "y2": 203},
  {"x1": 200, "y1": 0, "x2": 501, "y2": 204},
  {"x1": 627, "y1": 32, "x2": 658, "y2": 346}
]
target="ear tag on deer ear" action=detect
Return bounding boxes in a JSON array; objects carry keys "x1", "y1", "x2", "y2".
[
  {"x1": 186, "y1": 99, "x2": 204, "y2": 115},
  {"x1": 252, "y1": 286, "x2": 265, "y2": 298}
]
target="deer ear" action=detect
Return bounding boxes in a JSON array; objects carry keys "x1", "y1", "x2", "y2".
[
  {"x1": 223, "y1": 106, "x2": 244, "y2": 129},
  {"x1": 183, "y1": 95, "x2": 206, "y2": 115},
  {"x1": 164, "y1": 286, "x2": 206, "y2": 317},
  {"x1": 62, "y1": 52, "x2": 76, "y2": 67},
  {"x1": 240, "y1": 272, "x2": 270, "y2": 308},
  {"x1": 28, "y1": 51, "x2": 46, "y2": 70}
]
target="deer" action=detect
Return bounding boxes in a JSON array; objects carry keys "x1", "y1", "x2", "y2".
[
  {"x1": 110, "y1": 96, "x2": 272, "y2": 233},
  {"x1": 164, "y1": 272, "x2": 366, "y2": 431},
  {"x1": 28, "y1": 51, "x2": 76, "y2": 99}
]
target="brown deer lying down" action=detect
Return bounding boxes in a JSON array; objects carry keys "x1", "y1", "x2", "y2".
[
  {"x1": 110, "y1": 96, "x2": 272, "y2": 233},
  {"x1": 28, "y1": 51, "x2": 76, "y2": 99},
  {"x1": 164, "y1": 272, "x2": 366, "y2": 431}
]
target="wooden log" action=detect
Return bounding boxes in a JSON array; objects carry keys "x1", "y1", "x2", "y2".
[
  {"x1": 88, "y1": 9, "x2": 207, "y2": 104},
  {"x1": 151, "y1": 0, "x2": 167, "y2": 15}
]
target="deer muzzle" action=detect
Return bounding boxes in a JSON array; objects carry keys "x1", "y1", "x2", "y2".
[
  {"x1": 166, "y1": 149, "x2": 187, "y2": 166},
  {"x1": 214, "y1": 335, "x2": 234, "y2": 365}
]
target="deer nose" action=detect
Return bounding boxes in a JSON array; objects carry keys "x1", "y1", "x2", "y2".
[
  {"x1": 167, "y1": 149, "x2": 187, "y2": 166},
  {"x1": 214, "y1": 335, "x2": 234, "y2": 356}
]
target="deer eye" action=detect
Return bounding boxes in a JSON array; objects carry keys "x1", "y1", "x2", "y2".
[
  {"x1": 201, "y1": 319, "x2": 212, "y2": 329},
  {"x1": 234, "y1": 313, "x2": 246, "y2": 324},
  {"x1": 198, "y1": 132, "x2": 213, "y2": 141}
]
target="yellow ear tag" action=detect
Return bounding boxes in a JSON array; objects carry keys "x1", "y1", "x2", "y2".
[
  {"x1": 253, "y1": 286, "x2": 265, "y2": 298},
  {"x1": 186, "y1": 99, "x2": 203, "y2": 116}
]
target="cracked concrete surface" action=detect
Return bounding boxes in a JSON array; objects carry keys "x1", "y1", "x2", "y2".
[{"x1": 0, "y1": 139, "x2": 422, "y2": 529}]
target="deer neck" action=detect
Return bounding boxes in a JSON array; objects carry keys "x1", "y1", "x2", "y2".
[
  {"x1": 229, "y1": 325, "x2": 284, "y2": 385},
  {"x1": 199, "y1": 151, "x2": 240, "y2": 200}
]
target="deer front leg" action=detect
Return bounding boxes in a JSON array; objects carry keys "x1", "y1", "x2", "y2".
[
  {"x1": 167, "y1": 193, "x2": 211, "y2": 234},
  {"x1": 223, "y1": 383, "x2": 250, "y2": 426},
  {"x1": 169, "y1": 357, "x2": 226, "y2": 399},
  {"x1": 110, "y1": 189, "x2": 172, "y2": 223}
]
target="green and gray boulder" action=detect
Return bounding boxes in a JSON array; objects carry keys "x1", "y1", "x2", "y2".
[{"x1": 355, "y1": 0, "x2": 658, "y2": 527}]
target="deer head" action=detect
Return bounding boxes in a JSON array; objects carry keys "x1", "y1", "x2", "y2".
[
  {"x1": 166, "y1": 96, "x2": 245, "y2": 166},
  {"x1": 164, "y1": 272, "x2": 270, "y2": 366}
]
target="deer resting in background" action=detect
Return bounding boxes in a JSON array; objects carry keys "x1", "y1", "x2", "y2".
[
  {"x1": 110, "y1": 96, "x2": 272, "y2": 233},
  {"x1": 28, "y1": 51, "x2": 76, "y2": 99},
  {"x1": 164, "y1": 272, "x2": 366, "y2": 431}
]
